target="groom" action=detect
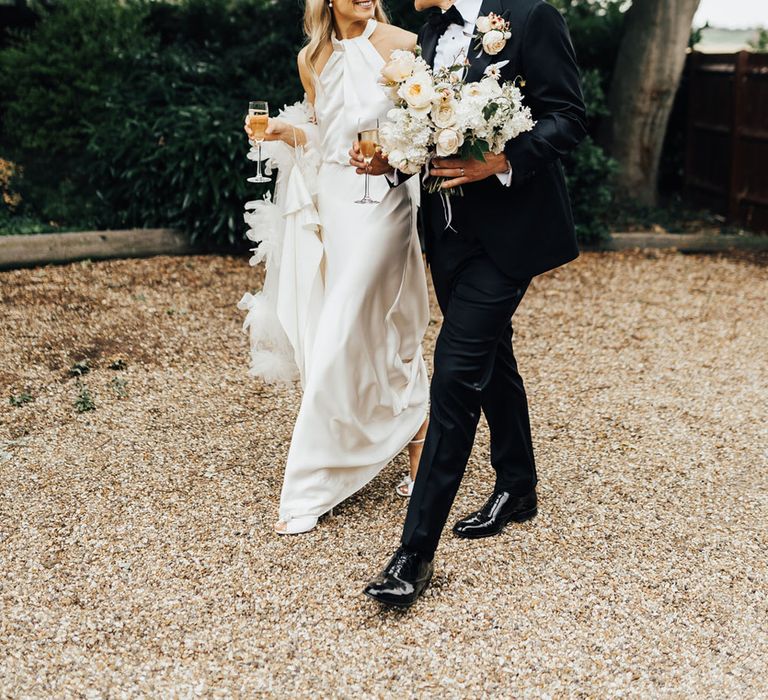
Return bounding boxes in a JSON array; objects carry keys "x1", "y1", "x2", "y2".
[{"x1": 352, "y1": 0, "x2": 586, "y2": 607}]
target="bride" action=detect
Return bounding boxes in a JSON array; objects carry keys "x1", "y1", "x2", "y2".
[{"x1": 239, "y1": 0, "x2": 430, "y2": 534}]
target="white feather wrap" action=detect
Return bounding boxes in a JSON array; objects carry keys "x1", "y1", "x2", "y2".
[{"x1": 237, "y1": 99, "x2": 323, "y2": 385}]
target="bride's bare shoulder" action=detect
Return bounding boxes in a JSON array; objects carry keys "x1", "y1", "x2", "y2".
[
  {"x1": 372, "y1": 23, "x2": 418, "y2": 55},
  {"x1": 298, "y1": 43, "x2": 334, "y2": 100},
  {"x1": 297, "y1": 47, "x2": 313, "y2": 98}
]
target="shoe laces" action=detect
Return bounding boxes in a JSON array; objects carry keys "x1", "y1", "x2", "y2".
[{"x1": 389, "y1": 549, "x2": 412, "y2": 578}]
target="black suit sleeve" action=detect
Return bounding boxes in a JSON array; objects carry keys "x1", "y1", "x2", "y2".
[{"x1": 503, "y1": 2, "x2": 587, "y2": 187}]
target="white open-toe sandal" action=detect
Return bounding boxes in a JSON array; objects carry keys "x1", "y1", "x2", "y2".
[
  {"x1": 396, "y1": 473, "x2": 415, "y2": 498},
  {"x1": 396, "y1": 437, "x2": 425, "y2": 498},
  {"x1": 274, "y1": 515, "x2": 319, "y2": 535}
]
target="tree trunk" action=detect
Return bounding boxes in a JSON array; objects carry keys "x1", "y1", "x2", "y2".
[{"x1": 605, "y1": 0, "x2": 701, "y2": 206}]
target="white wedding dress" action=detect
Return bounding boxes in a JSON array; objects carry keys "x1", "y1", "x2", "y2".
[{"x1": 238, "y1": 19, "x2": 430, "y2": 533}]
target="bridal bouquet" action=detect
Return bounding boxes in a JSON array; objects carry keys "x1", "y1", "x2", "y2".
[{"x1": 378, "y1": 50, "x2": 535, "y2": 193}]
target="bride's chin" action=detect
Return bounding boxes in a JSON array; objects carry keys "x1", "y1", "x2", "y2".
[{"x1": 352, "y1": 0, "x2": 375, "y2": 13}]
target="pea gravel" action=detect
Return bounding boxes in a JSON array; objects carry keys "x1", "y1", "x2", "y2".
[{"x1": 1, "y1": 250, "x2": 766, "y2": 698}]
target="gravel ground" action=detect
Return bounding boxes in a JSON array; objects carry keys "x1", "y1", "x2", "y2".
[{"x1": 1, "y1": 250, "x2": 767, "y2": 697}]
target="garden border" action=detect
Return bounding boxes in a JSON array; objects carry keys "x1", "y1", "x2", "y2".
[
  {"x1": 593, "y1": 232, "x2": 768, "y2": 253},
  {"x1": 1, "y1": 229, "x2": 767, "y2": 270},
  {"x1": 0, "y1": 229, "x2": 200, "y2": 270}
]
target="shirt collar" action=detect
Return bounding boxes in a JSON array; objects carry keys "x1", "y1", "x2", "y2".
[{"x1": 449, "y1": 0, "x2": 483, "y2": 26}]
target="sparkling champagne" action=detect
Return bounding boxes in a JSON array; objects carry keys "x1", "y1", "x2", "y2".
[
  {"x1": 247, "y1": 100, "x2": 271, "y2": 184},
  {"x1": 358, "y1": 129, "x2": 379, "y2": 163},
  {"x1": 355, "y1": 117, "x2": 380, "y2": 205},
  {"x1": 248, "y1": 112, "x2": 269, "y2": 142}
]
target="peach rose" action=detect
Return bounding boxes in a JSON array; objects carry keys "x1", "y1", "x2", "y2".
[
  {"x1": 381, "y1": 51, "x2": 416, "y2": 83},
  {"x1": 482, "y1": 29, "x2": 507, "y2": 56},
  {"x1": 475, "y1": 15, "x2": 492, "y2": 33}
]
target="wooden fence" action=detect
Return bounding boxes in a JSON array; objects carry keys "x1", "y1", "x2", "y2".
[{"x1": 685, "y1": 51, "x2": 768, "y2": 233}]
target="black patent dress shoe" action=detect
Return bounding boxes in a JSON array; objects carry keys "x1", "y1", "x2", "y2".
[
  {"x1": 453, "y1": 488, "x2": 537, "y2": 539},
  {"x1": 363, "y1": 546, "x2": 434, "y2": 608}
]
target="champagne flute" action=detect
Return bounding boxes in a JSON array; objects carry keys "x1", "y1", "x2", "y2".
[
  {"x1": 247, "y1": 100, "x2": 271, "y2": 184},
  {"x1": 355, "y1": 117, "x2": 380, "y2": 205}
]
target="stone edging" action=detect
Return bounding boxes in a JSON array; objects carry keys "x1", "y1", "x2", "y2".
[
  {"x1": 595, "y1": 232, "x2": 768, "y2": 252},
  {"x1": 0, "y1": 228, "x2": 199, "y2": 270}
]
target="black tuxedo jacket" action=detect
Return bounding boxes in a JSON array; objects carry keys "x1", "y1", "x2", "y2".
[{"x1": 413, "y1": 0, "x2": 587, "y2": 279}]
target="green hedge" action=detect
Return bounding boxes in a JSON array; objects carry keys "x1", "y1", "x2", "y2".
[{"x1": 1, "y1": 0, "x2": 616, "y2": 246}]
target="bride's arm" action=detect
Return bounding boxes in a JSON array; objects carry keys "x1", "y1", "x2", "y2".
[
  {"x1": 260, "y1": 119, "x2": 308, "y2": 149},
  {"x1": 244, "y1": 50, "x2": 314, "y2": 149}
]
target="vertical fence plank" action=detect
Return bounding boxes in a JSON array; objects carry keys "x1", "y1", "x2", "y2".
[
  {"x1": 729, "y1": 51, "x2": 749, "y2": 222},
  {"x1": 684, "y1": 53, "x2": 700, "y2": 206},
  {"x1": 685, "y1": 51, "x2": 768, "y2": 233}
]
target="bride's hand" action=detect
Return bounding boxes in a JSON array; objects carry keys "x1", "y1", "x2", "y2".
[
  {"x1": 349, "y1": 141, "x2": 394, "y2": 176},
  {"x1": 244, "y1": 117, "x2": 300, "y2": 145},
  {"x1": 263, "y1": 118, "x2": 292, "y2": 142}
]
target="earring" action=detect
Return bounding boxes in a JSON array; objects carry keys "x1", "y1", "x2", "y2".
[{"x1": 328, "y1": 1, "x2": 333, "y2": 6}]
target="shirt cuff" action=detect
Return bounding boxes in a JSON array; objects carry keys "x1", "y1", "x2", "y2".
[{"x1": 496, "y1": 165, "x2": 513, "y2": 187}]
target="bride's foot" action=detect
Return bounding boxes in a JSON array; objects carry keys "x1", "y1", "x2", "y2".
[
  {"x1": 274, "y1": 515, "x2": 319, "y2": 535},
  {"x1": 397, "y1": 419, "x2": 428, "y2": 498}
]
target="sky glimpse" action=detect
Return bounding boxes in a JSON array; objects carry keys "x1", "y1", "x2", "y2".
[{"x1": 694, "y1": 0, "x2": 768, "y2": 29}]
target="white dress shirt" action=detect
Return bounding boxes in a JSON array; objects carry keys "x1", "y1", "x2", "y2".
[{"x1": 433, "y1": 0, "x2": 483, "y2": 72}]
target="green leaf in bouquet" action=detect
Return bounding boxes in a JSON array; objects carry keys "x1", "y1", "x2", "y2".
[
  {"x1": 469, "y1": 140, "x2": 488, "y2": 163},
  {"x1": 483, "y1": 102, "x2": 499, "y2": 121}
]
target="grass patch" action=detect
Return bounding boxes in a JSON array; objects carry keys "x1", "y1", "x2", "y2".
[
  {"x1": 9, "y1": 391, "x2": 34, "y2": 407},
  {"x1": 74, "y1": 381, "x2": 95, "y2": 413}
]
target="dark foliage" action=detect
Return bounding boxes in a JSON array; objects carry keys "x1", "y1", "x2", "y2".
[
  {"x1": 562, "y1": 69, "x2": 616, "y2": 243},
  {"x1": 0, "y1": 0, "x2": 633, "y2": 245}
]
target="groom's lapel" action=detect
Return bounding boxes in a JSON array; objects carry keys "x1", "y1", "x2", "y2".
[
  {"x1": 420, "y1": 8, "x2": 441, "y2": 68},
  {"x1": 465, "y1": 0, "x2": 505, "y2": 83}
]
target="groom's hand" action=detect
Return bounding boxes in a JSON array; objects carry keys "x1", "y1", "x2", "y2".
[
  {"x1": 349, "y1": 141, "x2": 394, "y2": 176},
  {"x1": 431, "y1": 153, "x2": 511, "y2": 189}
]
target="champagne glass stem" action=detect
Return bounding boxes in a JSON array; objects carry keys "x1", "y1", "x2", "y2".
[
  {"x1": 257, "y1": 143, "x2": 264, "y2": 179},
  {"x1": 364, "y1": 168, "x2": 370, "y2": 200}
]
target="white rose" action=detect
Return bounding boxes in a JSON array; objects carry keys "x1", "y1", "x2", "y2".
[
  {"x1": 475, "y1": 15, "x2": 492, "y2": 33},
  {"x1": 482, "y1": 29, "x2": 507, "y2": 56},
  {"x1": 382, "y1": 83, "x2": 401, "y2": 103},
  {"x1": 381, "y1": 51, "x2": 417, "y2": 83},
  {"x1": 400, "y1": 160, "x2": 423, "y2": 175},
  {"x1": 461, "y1": 82, "x2": 485, "y2": 100},
  {"x1": 398, "y1": 73, "x2": 436, "y2": 117},
  {"x1": 432, "y1": 99, "x2": 457, "y2": 128},
  {"x1": 435, "y1": 128, "x2": 464, "y2": 157}
]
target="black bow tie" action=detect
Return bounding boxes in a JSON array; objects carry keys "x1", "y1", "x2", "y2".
[{"x1": 427, "y1": 5, "x2": 465, "y2": 34}]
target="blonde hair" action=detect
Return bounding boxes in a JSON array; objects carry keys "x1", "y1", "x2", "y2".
[{"x1": 303, "y1": 0, "x2": 389, "y2": 81}]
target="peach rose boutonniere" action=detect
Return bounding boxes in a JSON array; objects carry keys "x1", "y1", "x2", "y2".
[{"x1": 474, "y1": 12, "x2": 512, "y2": 57}]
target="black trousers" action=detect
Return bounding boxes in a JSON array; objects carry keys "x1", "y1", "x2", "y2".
[{"x1": 401, "y1": 227, "x2": 537, "y2": 557}]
